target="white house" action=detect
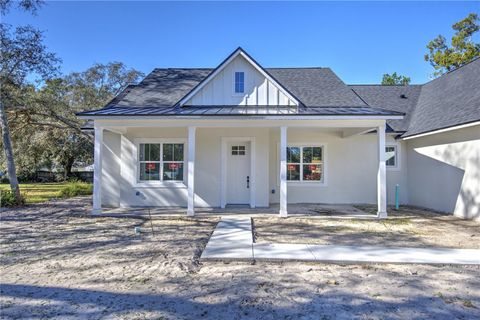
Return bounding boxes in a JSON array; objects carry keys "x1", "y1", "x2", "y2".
[{"x1": 78, "y1": 48, "x2": 480, "y2": 220}]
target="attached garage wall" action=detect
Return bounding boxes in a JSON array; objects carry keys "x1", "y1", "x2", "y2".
[{"x1": 406, "y1": 125, "x2": 480, "y2": 220}]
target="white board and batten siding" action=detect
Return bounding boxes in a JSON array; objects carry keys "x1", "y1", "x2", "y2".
[{"x1": 184, "y1": 55, "x2": 296, "y2": 106}]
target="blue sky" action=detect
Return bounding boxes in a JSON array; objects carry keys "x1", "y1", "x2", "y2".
[{"x1": 4, "y1": 1, "x2": 479, "y2": 84}]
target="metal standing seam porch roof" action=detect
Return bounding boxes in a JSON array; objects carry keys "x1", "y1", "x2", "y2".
[{"x1": 77, "y1": 105, "x2": 405, "y2": 117}]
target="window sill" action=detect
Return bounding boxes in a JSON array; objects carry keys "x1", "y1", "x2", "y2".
[
  {"x1": 133, "y1": 181, "x2": 187, "y2": 188},
  {"x1": 287, "y1": 181, "x2": 328, "y2": 187}
]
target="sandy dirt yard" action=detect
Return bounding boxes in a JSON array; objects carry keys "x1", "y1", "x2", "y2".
[
  {"x1": 1, "y1": 198, "x2": 479, "y2": 319},
  {"x1": 254, "y1": 205, "x2": 480, "y2": 249}
]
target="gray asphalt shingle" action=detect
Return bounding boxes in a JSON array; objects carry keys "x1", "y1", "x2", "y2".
[
  {"x1": 349, "y1": 85, "x2": 423, "y2": 132},
  {"x1": 103, "y1": 67, "x2": 367, "y2": 109},
  {"x1": 404, "y1": 58, "x2": 480, "y2": 137},
  {"x1": 80, "y1": 57, "x2": 480, "y2": 137}
]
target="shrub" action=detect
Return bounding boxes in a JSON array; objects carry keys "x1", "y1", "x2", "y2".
[
  {"x1": 59, "y1": 182, "x2": 93, "y2": 198},
  {"x1": 0, "y1": 190, "x2": 25, "y2": 207}
]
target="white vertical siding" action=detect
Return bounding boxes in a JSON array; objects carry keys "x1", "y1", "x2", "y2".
[{"x1": 185, "y1": 55, "x2": 296, "y2": 106}]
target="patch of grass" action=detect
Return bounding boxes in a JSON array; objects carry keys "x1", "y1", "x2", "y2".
[
  {"x1": 0, "y1": 190, "x2": 25, "y2": 207},
  {"x1": 0, "y1": 182, "x2": 92, "y2": 204},
  {"x1": 59, "y1": 182, "x2": 93, "y2": 198}
]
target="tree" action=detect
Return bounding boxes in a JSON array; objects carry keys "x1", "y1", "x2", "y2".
[
  {"x1": 425, "y1": 13, "x2": 480, "y2": 76},
  {"x1": 67, "y1": 62, "x2": 144, "y2": 111},
  {"x1": 381, "y1": 72, "x2": 411, "y2": 85},
  {"x1": 6, "y1": 64, "x2": 143, "y2": 180},
  {"x1": 0, "y1": 0, "x2": 43, "y2": 15},
  {"x1": 1, "y1": 0, "x2": 59, "y2": 202}
]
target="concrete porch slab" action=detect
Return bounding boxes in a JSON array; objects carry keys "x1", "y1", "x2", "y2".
[{"x1": 101, "y1": 203, "x2": 376, "y2": 219}]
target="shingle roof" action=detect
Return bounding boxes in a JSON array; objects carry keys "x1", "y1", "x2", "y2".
[
  {"x1": 350, "y1": 58, "x2": 480, "y2": 136},
  {"x1": 99, "y1": 67, "x2": 367, "y2": 109},
  {"x1": 268, "y1": 68, "x2": 366, "y2": 107},
  {"x1": 404, "y1": 58, "x2": 480, "y2": 137},
  {"x1": 349, "y1": 85, "x2": 423, "y2": 132},
  {"x1": 79, "y1": 55, "x2": 480, "y2": 137},
  {"x1": 110, "y1": 68, "x2": 212, "y2": 108}
]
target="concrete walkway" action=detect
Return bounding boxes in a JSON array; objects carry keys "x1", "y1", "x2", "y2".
[
  {"x1": 201, "y1": 216, "x2": 253, "y2": 260},
  {"x1": 201, "y1": 216, "x2": 480, "y2": 265}
]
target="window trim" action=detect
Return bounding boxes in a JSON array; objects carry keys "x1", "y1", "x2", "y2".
[
  {"x1": 133, "y1": 138, "x2": 187, "y2": 187},
  {"x1": 278, "y1": 143, "x2": 328, "y2": 187},
  {"x1": 232, "y1": 71, "x2": 245, "y2": 95},
  {"x1": 386, "y1": 143, "x2": 401, "y2": 171}
]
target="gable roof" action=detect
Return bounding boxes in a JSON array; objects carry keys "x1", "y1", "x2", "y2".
[
  {"x1": 88, "y1": 67, "x2": 368, "y2": 110},
  {"x1": 403, "y1": 57, "x2": 480, "y2": 138},
  {"x1": 177, "y1": 47, "x2": 301, "y2": 107},
  {"x1": 78, "y1": 48, "x2": 479, "y2": 135},
  {"x1": 350, "y1": 58, "x2": 480, "y2": 137}
]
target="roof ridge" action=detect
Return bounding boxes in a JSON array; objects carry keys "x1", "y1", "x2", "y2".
[
  {"x1": 151, "y1": 67, "x2": 328, "y2": 71},
  {"x1": 153, "y1": 67, "x2": 213, "y2": 70},
  {"x1": 348, "y1": 84, "x2": 423, "y2": 87},
  {"x1": 265, "y1": 67, "x2": 326, "y2": 69}
]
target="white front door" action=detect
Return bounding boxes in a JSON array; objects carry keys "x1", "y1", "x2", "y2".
[{"x1": 226, "y1": 142, "x2": 251, "y2": 205}]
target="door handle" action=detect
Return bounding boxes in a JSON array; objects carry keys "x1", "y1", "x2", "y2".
[{"x1": 247, "y1": 176, "x2": 250, "y2": 189}]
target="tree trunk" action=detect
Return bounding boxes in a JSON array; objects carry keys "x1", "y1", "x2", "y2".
[
  {"x1": 0, "y1": 100, "x2": 21, "y2": 201},
  {"x1": 63, "y1": 157, "x2": 74, "y2": 181}
]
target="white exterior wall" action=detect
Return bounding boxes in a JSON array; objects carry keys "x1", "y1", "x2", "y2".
[
  {"x1": 185, "y1": 55, "x2": 295, "y2": 106},
  {"x1": 100, "y1": 124, "x2": 408, "y2": 209},
  {"x1": 101, "y1": 127, "x2": 270, "y2": 208},
  {"x1": 101, "y1": 130, "x2": 121, "y2": 207},
  {"x1": 406, "y1": 125, "x2": 480, "y2": 220},
  {"x1": 267, "y1": 129, "x2": 407, "y2": 205}
]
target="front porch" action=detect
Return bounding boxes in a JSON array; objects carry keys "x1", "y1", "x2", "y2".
[
  {"x1": 101, "y1": 203, "x2": 374, "y2": 219},
  {"x1": 91, "y1": 118, "x2": 394, "y2": 218}
]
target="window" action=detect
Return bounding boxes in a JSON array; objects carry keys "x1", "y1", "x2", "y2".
[
  {"x1": 287, "y1": 146, "x2": 324, "y2": 182},
  {"x1": 386, "y1": 146, "x2": 397, "y2": 167},
  {"x1": 139, "y1": 143, "x2": 184, "y2": 182},
  {"x1": 234, "y1": 71, "x2": 244, "y2": 93},
  {"x1": 232, "y1": 145, "x2": 246, "y2": 156}
]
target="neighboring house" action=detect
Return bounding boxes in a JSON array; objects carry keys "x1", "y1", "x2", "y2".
[{"x1": 78, "y1": 48, "x2": 480, "y2": 220}]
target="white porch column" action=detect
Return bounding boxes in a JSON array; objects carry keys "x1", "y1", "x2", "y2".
[
  {"x1": 187, "y1": 126, "x2": 196, "y2": 216},
  {"x1": 92, "y1": 126, "x2": 103, "y2": 215},
  {"x1": 279, "y1": 126, "x2": 288, "y2": 217},
  {"x1": 377, "y1": 124, "x2": 387, "y2": 218}
]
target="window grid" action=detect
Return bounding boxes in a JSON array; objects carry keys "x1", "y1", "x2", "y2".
[
  {"x1": 139, "y1": 143, "x2": 184, "y2": 182},
  {"x1": 287, "y1": 146, "x2": 324, "y2": 182},
  {"x1": 232, "y1": 145, "x2": 246, "y2": 156},
  {"x1": 386, "y1": 146, "x2": 397, "y2": 167}
]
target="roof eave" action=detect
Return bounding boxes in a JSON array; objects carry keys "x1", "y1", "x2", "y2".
[{"x1": 77, "y1": 114, "x2": 404, "y2": 121}]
